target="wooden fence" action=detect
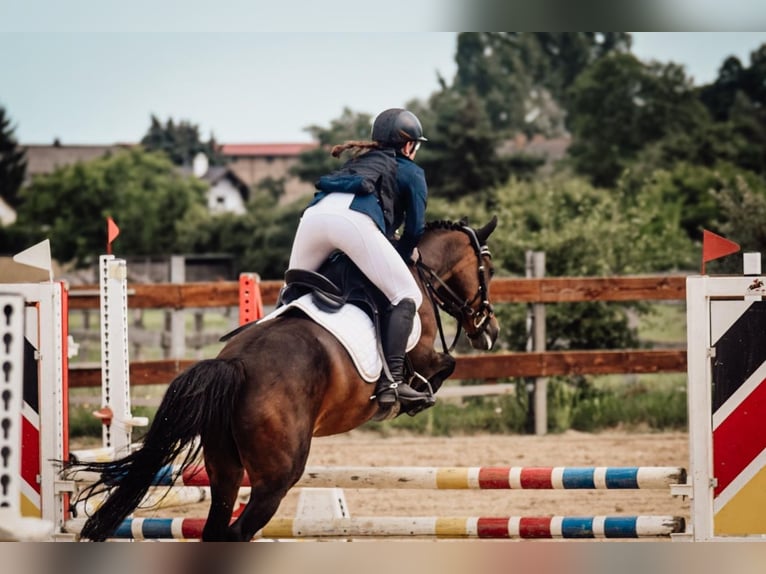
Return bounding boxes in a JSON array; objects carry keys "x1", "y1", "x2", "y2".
[{"x1": 67, "y1": 275, "x2": 688, "y2": 388}]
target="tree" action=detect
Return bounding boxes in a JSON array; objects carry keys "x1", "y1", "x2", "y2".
[
  {"x1": 14, "y1": 148, "x2": 208, "y2": 266},
  {"x1": 414, "y1": 89, "x2": 515, "y2": 201},
  {"x1": 697, "y1": 43, "x2": 766, "y2": 176},
  {"x1": 699, "y1": 55, "x2": 746, "y2": 122},
  {"x1": 0, "y1": 106, "x2": 27, "y2": 209},
  {"x1": 711, "y1": 167, "x2": 766, "y2": 271},
  {"x1": 452, "y1": 33, "x2": 631, "y2": 138},
  {"x1": 140, "y1": 115, "x2": 224, "y2": 167},
  {"x1": 699, "y1": 44, "x2": 766, "y2": 124},
  {"x1": 567, "y1": 53, "x2": 708, "y2": 187}
]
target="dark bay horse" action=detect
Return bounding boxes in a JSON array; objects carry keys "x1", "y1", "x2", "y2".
[{"x1": 65, "y1": 216, "x2": 500, "y2": 541}]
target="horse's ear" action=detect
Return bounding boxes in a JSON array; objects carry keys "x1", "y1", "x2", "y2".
[
  {"x1": 476, "y1": 215, "x2": 498, "y2": 244},
  {"x1": 459, "y1": 216, "x2": 469, "y2": 226}
]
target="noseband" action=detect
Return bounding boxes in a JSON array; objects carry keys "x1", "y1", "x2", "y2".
[{"x1": 415, "y1": 225, "x2": 495, "y2": 354}]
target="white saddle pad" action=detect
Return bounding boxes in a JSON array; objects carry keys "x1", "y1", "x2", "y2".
[{"x1": 259, "y1": 294, "x2": 420, "y2": 382}]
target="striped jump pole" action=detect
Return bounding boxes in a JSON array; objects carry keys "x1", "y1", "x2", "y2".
[
  {"x1": 295, "y1": 466, "x2": 687, "y2": 490},
  {"x1": 64, "y1": 515, "x2": 686, "y2": 540},
  {"x1": 69, "y1": 464, "x2": 685, "y2": 490}
]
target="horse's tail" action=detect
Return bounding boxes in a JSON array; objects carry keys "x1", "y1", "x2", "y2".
[{"x1": 66, "y1": 358, "x2": 245, "y2": 541}]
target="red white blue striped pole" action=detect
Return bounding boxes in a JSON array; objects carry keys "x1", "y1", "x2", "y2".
[
  {"x1": 65, "y1": 515, "x2": 685, "y2": 540},
  {"x1": 88, "y1": 464, "x2": 685, "y2": 490}
]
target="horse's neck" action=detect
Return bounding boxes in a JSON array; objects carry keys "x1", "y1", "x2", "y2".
[{"x1": 418, "y1": 231, "x2": 461, "y2": 274}]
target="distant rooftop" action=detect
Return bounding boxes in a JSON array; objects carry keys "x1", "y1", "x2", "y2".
[{"x1": 24, "y1": 143, "x2": 134, "y2": 177}]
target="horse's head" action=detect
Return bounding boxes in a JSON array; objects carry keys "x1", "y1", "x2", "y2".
[{"x1": 416, "y1": 216, "x2": 500, "y2": 351}]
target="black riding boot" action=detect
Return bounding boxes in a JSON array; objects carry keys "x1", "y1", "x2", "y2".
[{"x1": 375, "y1": 298, "x2": 433, "y2": 408}]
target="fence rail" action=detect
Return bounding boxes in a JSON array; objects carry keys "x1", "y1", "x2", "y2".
[
  {"x1": 67, "y1": 275, "x2": 688, "y2": 309},
  {"x1": 66, "y1": 275, "x2": 689, "y2": 388}
]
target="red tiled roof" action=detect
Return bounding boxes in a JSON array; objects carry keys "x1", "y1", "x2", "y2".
[{"x1": 220, "y1": 143, "x2": 318, "y2": 157}]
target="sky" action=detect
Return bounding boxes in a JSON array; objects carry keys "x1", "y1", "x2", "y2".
[{"x1": 1, "y1": 32, "x2": 765, "y2": 145}]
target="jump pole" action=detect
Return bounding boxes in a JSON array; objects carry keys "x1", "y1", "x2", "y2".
[
  {"x1": 64, "y1": 514, "x2": 686, "y2": 540},
  {"x1": 683, "y1": 252, "x2": 766, "y2": 541},
  {"x1": 67, "y1": 464, "x2": 686, "y2": 490}
]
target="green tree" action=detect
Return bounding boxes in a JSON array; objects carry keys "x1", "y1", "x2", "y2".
[
  {"x1": 453, "y1": 32, "x2": 631, "y2": 137},
  {"x1": 14, "y1": 148, "x2": 207, "y2": 266},
  {"x1": 140, "y1": 115, "x2": 224, "y2": 167},
  {"x1": 491, "y1": 175, "x2": 693, "y2": 278},
  {"x1": 415, "y1": 88, "x2": 515, "y2": 201},
  {"x1": 0, "y1": 106, "x2": 27, "y2": 209},
  {"x1": 567, "y1": 53, "x2": 709, "y2": 187},
  {"x1": 701, "y1": 43, "x2": 766, "y2": 121},
  {"x1": 698, "y1": 43, "x2": 766, "y2": 176},
  {"x1": 711, "y1": 167, "x2": 766, "y2": 269},
  {"x1": 699, "y1": 55, "x2": 746, "y2": 122}
]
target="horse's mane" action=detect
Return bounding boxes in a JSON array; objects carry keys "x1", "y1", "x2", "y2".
[{"x1": 424, "y1": 219, "x2": 467, "y2": 233}]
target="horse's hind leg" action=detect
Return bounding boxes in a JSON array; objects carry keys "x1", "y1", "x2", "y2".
[
  {"x1": 226, "y1": 482, "x2": 293, "y2": 542},
  {"x1": 201, "y1": 437, "x2": 244, "y2": 542},
  {"x1": 226, "y1": 434, "x2": 313, "y2": 541}
]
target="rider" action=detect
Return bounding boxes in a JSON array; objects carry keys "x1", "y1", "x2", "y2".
[{"x1": 287, "y1": 107, "x2": 432, "y2": 409}]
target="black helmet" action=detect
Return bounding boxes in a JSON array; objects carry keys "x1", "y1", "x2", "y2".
[{"x1": 371, "y1": 108, "x2": 428, "y2": 147}]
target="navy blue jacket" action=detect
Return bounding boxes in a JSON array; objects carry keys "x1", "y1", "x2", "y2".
[{"x1": 309, "y1": 152, "x2": 427, "y2": 262}]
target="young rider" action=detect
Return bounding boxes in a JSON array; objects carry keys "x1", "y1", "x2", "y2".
[{"x1": 287, "y1": 108, "x2": 432, "y2": 409}]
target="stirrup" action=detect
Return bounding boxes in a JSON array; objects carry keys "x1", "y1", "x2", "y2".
[
  {"x1": 372, "y1": 381, "x2": 431, "y2": 404},
  {"x1": 370, "y1": 381, "x2": 399, "y2": 408}
]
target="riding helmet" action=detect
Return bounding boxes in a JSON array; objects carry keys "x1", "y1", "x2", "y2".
[{"x1": 371, "y1": 108, "x2": 428, "y2": 147}]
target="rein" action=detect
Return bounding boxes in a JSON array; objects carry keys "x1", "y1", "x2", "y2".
[{"x1": 415, "y1": 224, "x2": 494, "y2": 354}]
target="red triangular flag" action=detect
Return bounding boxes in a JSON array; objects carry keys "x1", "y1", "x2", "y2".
[
  {"x1": 702, "y1": 229, "x2": 740, "y2": 274},
  {"x1": 107, "y1": 217, "x2": 120, "y2": 254}
]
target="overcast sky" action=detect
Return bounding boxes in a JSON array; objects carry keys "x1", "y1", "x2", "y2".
[{"x1": 1, "y1": 32, "x2": 764, "y2": 145}]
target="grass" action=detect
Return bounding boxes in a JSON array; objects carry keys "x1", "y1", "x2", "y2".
[{"x1": 637, "y1": 302, "x2": 687, "y2": 345}]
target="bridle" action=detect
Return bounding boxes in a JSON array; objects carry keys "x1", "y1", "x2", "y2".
[{"x1": 415, "y1": 224, "x2": 495, "y2": 354}]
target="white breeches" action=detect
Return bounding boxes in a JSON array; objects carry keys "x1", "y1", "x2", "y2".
[{"x1": 288, "y1": 193, "x2": 423, "y2": 308}]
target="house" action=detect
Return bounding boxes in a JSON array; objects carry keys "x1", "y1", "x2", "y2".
[
  {"x1": 202, "y1": 166, "x2": 251, "y2": 215},
  {"x1": 0, "y1": 196, "x2": 16, "y2": 226},
  {"x1": 499, "y1": 133, "x2": 571, "y2": 163},
  {"x1": 220, "y1": 142, "x2": 317, "y2": 204},
  {"x1": 180, "y1": 161, "x2": 251, "y2": 216},
  {"x1": 24, "y1": 143, "x2": 133, "y2": 183}
]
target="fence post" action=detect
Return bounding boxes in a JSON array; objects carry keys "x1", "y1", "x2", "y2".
[
  {"x1": 165, "y1": 255, "x2": 186, "y2": 359},
  {"x1": 526, "y1": 251, "x2": 548, "y2": 436}
]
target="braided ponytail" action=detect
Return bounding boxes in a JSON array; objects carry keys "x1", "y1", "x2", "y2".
[{"x1": 331, "y1": 140, "x2": 381, "y2": 158}]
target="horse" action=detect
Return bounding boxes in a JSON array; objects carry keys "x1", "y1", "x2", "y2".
[{"x1": 65, "y1": 216, "x2": 500, "y2": 542}]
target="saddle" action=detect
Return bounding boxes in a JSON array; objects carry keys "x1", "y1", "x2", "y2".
[
  {"x1": 280, "y1": 252, "x2": 389, "y2": 317},
  {"x1": 219, "y1": 253, "x2": 433, "y2": 417},
  {"x1": 220, "y1": 252, "x2": 387, "y2": 345}
]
